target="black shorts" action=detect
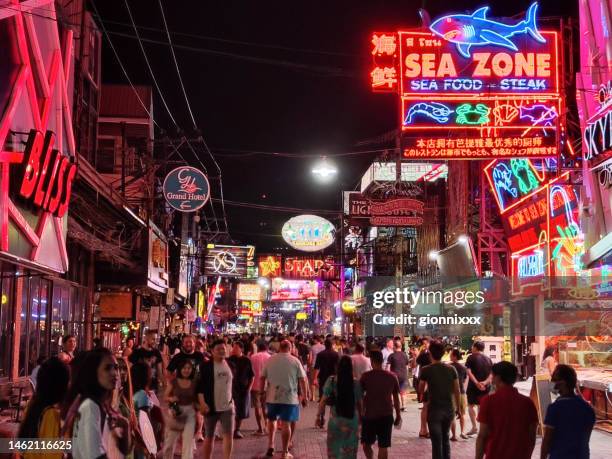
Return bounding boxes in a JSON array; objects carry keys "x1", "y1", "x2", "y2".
[
  {"x1": 466, "y1": 385, "x2": 488, "y2": 405},
  {"x1": 361, "y1": 416, "x2": 393, "y2": 448}
]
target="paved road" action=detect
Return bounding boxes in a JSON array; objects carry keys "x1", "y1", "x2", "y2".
[{"x1": 194, "y1": 395, "x2": 611, "y2": 459}]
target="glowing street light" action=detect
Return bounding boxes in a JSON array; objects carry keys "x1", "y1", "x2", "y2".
[{"x1": 311, "y1": 157, "x2": 338, "y2": 182}]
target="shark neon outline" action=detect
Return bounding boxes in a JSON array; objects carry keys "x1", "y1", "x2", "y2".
[{"x1": 429, "y1": 2, "x2": 546, "y2": 58}]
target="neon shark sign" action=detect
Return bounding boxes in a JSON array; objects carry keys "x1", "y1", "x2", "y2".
[{"x1": 430, "y1": 2, "x2": 546, "y2": 58}]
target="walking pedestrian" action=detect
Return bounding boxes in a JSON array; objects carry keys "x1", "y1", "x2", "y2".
[
  {"x1": 313, "y1": 338, "x2": 339, "y2": 421},
  {"x1": 475, "y1": 361, "x2": 538, "y2": 459},
  {"x1": 465, "y1": 341, "x2": 492, "y2": 436},
  {"x1": 250, "y1": 341, "x2": 271, "y2": 435},
  {"x1": 261, "y1": 339, "x2": 308, "y2": 459},
  {"x1": 163, "y1": 359, "x2": 197, "y2": 459},
  {"x1": 416, "y1": 338, "x2": 432, "y2": 438},
  {"x1": 19, "y1": 357, "x2": 69, "y2": 459},
  {"x1": 350, "y1": 343, "x2": 372, "y2": 380},
  {"x1": 540, "y1": 364, "x2": 595, "y2": 459},
  {"x1": 129, "y1": 330, "x2": 165, "y2": 392},
  {"x1": 360, "y1": 350, "x2": 402, "y2": 459},
  {"x1": 310, "y1": 336, "x2": 325, "y2": 400},
  {"x1": 381, "y1": 338, "x2": 394, "y2": 368},
  {"x1": 540, "y1": 346, "x2": 558, "y2": 377},
  {"x1": 67, "y1": 348, "x2": 131, "y2": 459},
  {"x1": 387, "y1": 340, "x2": 410, "y2": 411},
  {"x1": 448, "y1": 349, "x2": 468, "y2": 440},
  {"x1": 197, "y1": 339, "x2": 235, "y2": 459},
  {"x1": 418, "y1": 340, "x2": 462, "y2": 459},
  {"x1": 228, "y1": 341, "x2": 255, "y2": 439},
  {"x1": 317, "y1": 355, "x2": 363, "y2": 459}
]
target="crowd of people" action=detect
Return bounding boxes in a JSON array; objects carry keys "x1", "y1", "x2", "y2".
[{"x1": 17, "y1": 332, "x2": 596, "y2": 459}]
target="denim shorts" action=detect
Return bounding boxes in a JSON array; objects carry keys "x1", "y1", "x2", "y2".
[{"x1": 266, "y1": 403, "x2": 300, "y2": 422}]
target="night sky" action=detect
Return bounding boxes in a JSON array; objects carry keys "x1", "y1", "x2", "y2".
[{"x1": 94, "y1": 0, "x2": 577, "y2": 251}]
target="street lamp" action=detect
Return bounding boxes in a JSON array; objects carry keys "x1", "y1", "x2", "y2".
[{"x1": 311, "y1": 157, "x2": 338, "y2": 182}]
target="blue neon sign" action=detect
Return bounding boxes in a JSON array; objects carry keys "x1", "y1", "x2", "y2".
[{"x1": 429, "y1": 2, "x2": 546, "y2": 58}]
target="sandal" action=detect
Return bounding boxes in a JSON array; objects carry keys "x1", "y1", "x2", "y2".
[
  {"x1": 418, "y1": 433, "x2": 430, "y2": 438},
  {"x1": 266, "y1": 447, "x2": 274, "y2": 457},
  {"x1": 461, "y1": 434, "x2": 469, "y2": 440},
  {"x1": 450, "y1": 436, "x2": 458, "y2": 442}
]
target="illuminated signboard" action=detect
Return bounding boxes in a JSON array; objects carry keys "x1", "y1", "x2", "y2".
[
  {"x1": 270, "y1": 279, "x2": 319, "y2": 301},
  {"x1": 360, "y1": 162, "x2": 447, "y2": 192},
  {"x1": 484, "y1": 158, "x2": 548, "y2": 212},
  {"x1": 349, "y1": 194, "x2": 424, "y2": 226},
  {"x1": 517, "y1": 250, "x2": 545, "y2": 278},
  {"x1": 372, "y1": 3, "x2": 561, "y2": 161},
  {"x1": 237, "y1": 283, "x2": 265, "y2": 301},
  {"x1": 204, "y1": 244, "x2": 249, "y2": 277},
  {"x1": 370, "y1": 33, "x2": 399, "y2": 92},
  {"x1": 281, "y1": 215, "x2": 335, "y2": 252},
  {"x1": 258, "y1": 255, "x2": 282, "y2": 277},
  {"x1": 402, "y1": 98, "x2": 560, "y2": 131},
  {"x1": 403, "y1": 134, "x2": 557, "y2": 160},
  {"x1": 163, "y1": 166, "x2": 210, "y2": 212},
  {"x1": 584, "y1": 101, "x2": 612, "y2": 165},
  {"x1": 284, "y1": 256, "x2": 337, "y2": 280},
  {"x1": 403, "y1": 5, "x2": 558, "y2": 96}
]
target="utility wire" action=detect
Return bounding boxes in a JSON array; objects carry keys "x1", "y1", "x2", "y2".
[
  {"x1": 157, "y1": 0, "x2": 197, "y2": 129},
  {"x1": 123, "y1": 0, "x2": 178, "y2": 127},
  {"x1": 93, "y1": 15, "x2": 358, "y2": 58}
]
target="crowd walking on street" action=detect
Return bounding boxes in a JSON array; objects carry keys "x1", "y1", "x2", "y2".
[{"x1": 15, "y1": 332, "x2": 599, "y2": 459}]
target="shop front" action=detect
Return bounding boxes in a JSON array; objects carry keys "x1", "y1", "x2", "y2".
[{"x1": 0, "y1": 3, "x2": 89, "y2": 381}]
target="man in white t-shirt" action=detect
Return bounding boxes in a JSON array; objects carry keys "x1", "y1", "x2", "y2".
[
  {"x1": 351, "y1": 342, "x2": 372, "y2": 379},
  {"x1": 261, "y1": 340, "x2": 307, "y2": 459},
  {"x1": 198, "y1": 340, "x2": 235, "y2": 459}
]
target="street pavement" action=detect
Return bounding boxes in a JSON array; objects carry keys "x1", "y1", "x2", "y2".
[{"x1": 195, "y1": 395, "x2": 611, "y2": 459}]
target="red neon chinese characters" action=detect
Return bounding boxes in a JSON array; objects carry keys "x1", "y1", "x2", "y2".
[
  {"x1": 371, "y1": 34, "x2": 397, "y2": 56},
  {"x1": 371, "y1": 67, "x2": 397, "y2": 89}
]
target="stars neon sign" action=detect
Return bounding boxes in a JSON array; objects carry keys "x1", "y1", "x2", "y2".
[{"x1": 429, "y1": 2, "x2": 546, "y2": 58}]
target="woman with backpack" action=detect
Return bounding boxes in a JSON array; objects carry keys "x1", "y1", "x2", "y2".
[{"x1": 316, "y1": 355, "x2": 363, "y2": 459}]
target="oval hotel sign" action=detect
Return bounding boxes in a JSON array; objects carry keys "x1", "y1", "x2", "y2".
[
  {"x1": 282, "y1": 215, "x2": 335, "y2": 252},
  {"x1": 163, "y1": 166, "x2": 210, "y2": 212}
]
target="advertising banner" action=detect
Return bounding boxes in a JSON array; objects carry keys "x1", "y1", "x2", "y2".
[{"x1": 204, "y1": 244, "x2": 249, "y2": 277}]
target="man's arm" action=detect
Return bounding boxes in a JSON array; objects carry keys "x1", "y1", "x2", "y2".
[
  {"x1": 392, "y1": 388, "x2": 401, "y2": 425},
  {"x1": 466, "y1": 367, "x2": 480, "y2": 385},
  {"x1": 453, "y1": 379, "x2": 461, "y2": 415},
  {"x1": 298, "y1": 377, "x2": 308, "y2": 407},
  {"x1": 197, "y1": 393, "x2": 209, "y2": 414},
  {"x1": 540, "y1": 426, "x2": 553, "y2": 459},
  {"x1": 475, "y1": 423, "x2": 489, "y2": 459}
]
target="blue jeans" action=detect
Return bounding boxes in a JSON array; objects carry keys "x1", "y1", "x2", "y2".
[{"x1": 427, "y1": 411, "x2": 453, "y2": 459}]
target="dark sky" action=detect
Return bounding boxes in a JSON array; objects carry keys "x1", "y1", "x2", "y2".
[{"x1": 94, "y1": 0, "x2": 577, "y2": 251}]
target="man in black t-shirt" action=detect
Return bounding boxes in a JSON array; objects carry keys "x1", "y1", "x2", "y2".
[
  {"x1": 387, "y1": 340, "x2": 410, "y2": 410},
  {"x1": 228, "y1": 341, "x2": 254, "y2": 439},
  {"x1": 295, "y1": 334, "x2": 311, "y2": 367},
  {"x1": 167, "y1": 334, "x2": 206, "y2": 377},
  {"x1": 465, "y1": 341, "x2": 492, "y2": 436},
  {"x1": 129, "y1": 330, "x2": 164, "y2": 391},
  {"x1": 313, "y1": 339, "x2": 339, "y2": 424}
]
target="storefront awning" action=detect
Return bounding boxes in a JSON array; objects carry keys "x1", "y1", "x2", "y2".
[{"x1": 582, "y1": 232, "x2": 612, "y2": 269}]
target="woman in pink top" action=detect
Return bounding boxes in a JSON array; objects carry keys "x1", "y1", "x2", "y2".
[{"x1": 250, "y1": 342, "x2": 271, "y2": 435}]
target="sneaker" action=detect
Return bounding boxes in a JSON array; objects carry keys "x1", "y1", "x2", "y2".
[{"x1": 233, "y1": 430, "x2": 244, "y2": 439}]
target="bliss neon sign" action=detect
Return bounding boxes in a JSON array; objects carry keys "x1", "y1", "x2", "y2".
[
  {"x1": 429, "y1": 3, "x2": 545, "y2": 58},
  {"x1": 18, "y1": 130, "x2": 77, "y2": 218}
]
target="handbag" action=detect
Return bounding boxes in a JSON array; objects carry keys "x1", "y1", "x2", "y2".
[{"x1": 325, "y1": 376, "x2": 337, "y2": 406}]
